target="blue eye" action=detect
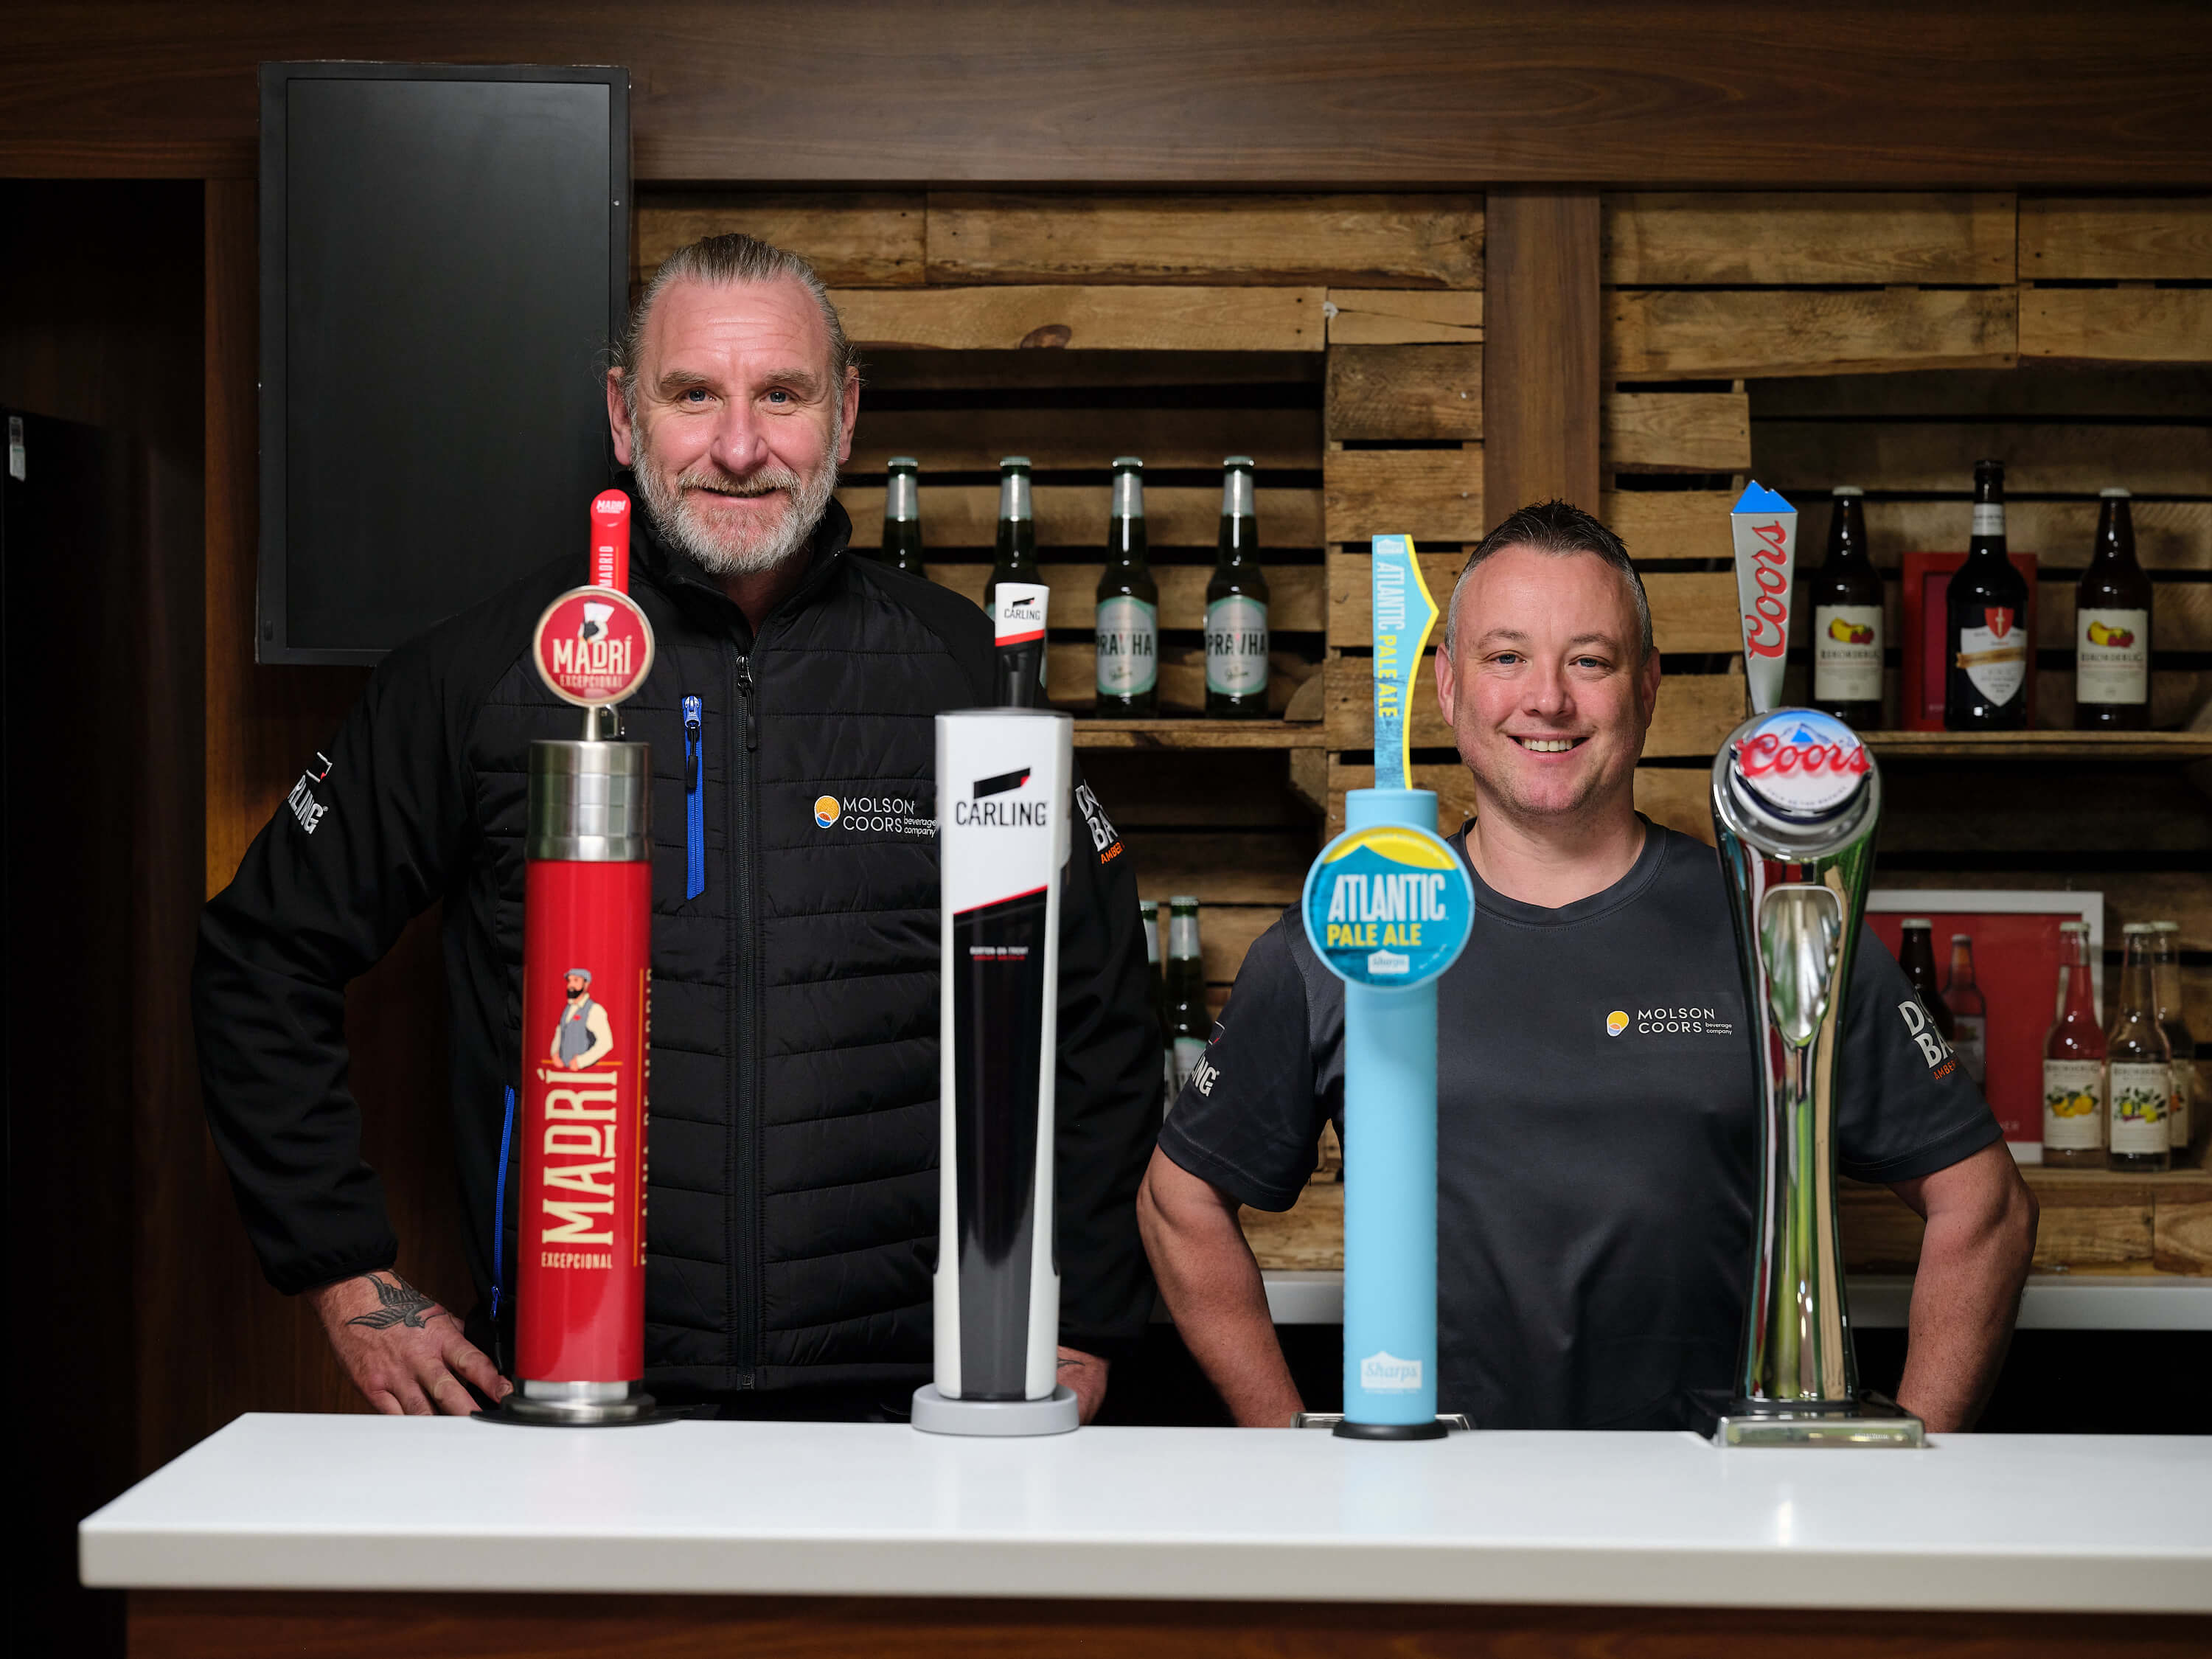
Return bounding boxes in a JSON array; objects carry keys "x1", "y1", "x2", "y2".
[
  {"x1": 683, "y1": 388, "x2": 709, "y2": 404},
  {"x1": 765, "y1": 389, "x2": 790, "y2": 405}
]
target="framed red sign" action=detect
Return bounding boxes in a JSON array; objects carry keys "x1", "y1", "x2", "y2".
[
  {"x1": 1865, "y1": 890, "x2": 2103, "y2": 1164},
  {"x1": 1899, "y1": 552, "x2": 2039, "y2": 731}
]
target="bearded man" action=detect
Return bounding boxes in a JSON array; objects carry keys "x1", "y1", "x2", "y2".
[{"x1": 195, "y1": 235, "x2": 1160, "y2": 1421}]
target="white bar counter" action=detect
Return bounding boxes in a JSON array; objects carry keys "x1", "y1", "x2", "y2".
[{"x1": 83, "y1": 1413, "x2": 2212, "y2": 1617}]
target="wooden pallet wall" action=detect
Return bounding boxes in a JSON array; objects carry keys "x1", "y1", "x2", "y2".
[{"x1": 637, "y1": 192, "x2": 1483, "y2": 1012}]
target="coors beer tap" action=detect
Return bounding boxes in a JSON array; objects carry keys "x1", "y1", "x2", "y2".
[
  {"x1": 487, "y1": 490, "x2": 663, "y2": 1427},
  {"x1": 1715, "y1": 483, "x2": 1923, "y2": 1447},
  {"x1": 912, "y1": 551, "x2": 1080, "y2": 1435}
]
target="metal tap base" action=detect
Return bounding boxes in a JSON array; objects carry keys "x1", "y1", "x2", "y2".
[
  {"x1": 1294, "y1": 1413, "x2": 1472, "y2": 1438},
  {"x1": 1714, "y1": 1392, "x2": 1926, "y2": 1448},
  {"x1": 910, "y1": 1384, "x2": 1080, "y2": 1437},
  {"x1": 475, "y1": 1380, "x2": 669, "y2": 1427}
]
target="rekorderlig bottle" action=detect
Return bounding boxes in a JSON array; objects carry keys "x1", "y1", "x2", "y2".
[{"x1": 2107, "y1": 923, "x2": 2173, "y2": 1173}]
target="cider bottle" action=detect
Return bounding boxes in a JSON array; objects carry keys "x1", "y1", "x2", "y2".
[
  {"x1": 1809, "y1": 485, "x2": 1884, "y2": 728},
  {"x1": 2107, "y1": 923, "x2": 2173, "y2": 1173},
  {"x1": 2074, "y1": 489, "x2": 2152, "y2": 731},
  {"x1": 2152, "y1": 921, "x2": 2197, "y2": 1155},
  {"x1": 2043, "y1": 921, "x2": 2106, "y2": 1169}
]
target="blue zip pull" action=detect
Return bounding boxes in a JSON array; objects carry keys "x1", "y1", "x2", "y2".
[
  {"x1": 490, "y1": 1085, "x2": 517, "y2": 1321},
  {"x1": 683, "y1": 695, "x2": 706, "y2": 900}
]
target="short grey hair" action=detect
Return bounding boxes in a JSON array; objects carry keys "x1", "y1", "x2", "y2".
[
  {"x1": 1442, "y1": 499, "x2": 1654, "y2": 663},
  {"x1": 611, "y1": 233, "x2": 856, "y2": 422}
]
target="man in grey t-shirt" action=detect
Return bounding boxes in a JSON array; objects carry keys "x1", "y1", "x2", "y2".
[{"x1": 1138, "y1": 501, "x2": 2037, "y2": 1433}]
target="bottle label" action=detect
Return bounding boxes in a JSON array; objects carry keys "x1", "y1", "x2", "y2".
[
  {"x1": 1955, "y1": 608, "x2": 2026, "y2": 704},
  {"x1": 2171, "y1": 1058, "x2": 2194, "y2": 1152},
  {"x1": 1172, "y1": 1036, "x2": 1207, "y2": 1093},
  {"x1": 1812, "y1": 604, "x2": 1883, "y2": 703},
  {"x1": 1095, "y1": 597, "x2": 1158, "y2": 696},
  {"x1": 1206, "y1": 596, "x2": 1269, "y2": 696},
  {"x1": 2076, "y1": 608, "x2": 2149, "y2": 706},
  {"x1": 1952, "y1": 1013, "x2": 1987, "y2": 1088},
  {"x1": 1972, "y1": 503, "x2": 2004, "y2": 538},
  {"x1": 2043, "y1": 1059, "x2": 2104, "y2": 1150},
  {"x1": 2109, "y1": 1061, "x2": 2171, "y2": 1155}
]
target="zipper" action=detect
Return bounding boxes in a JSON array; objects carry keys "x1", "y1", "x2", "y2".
[
  {"x1": 682, "y1": 695, "x2": 706, "y2": 900},
  {"x1": 490, "y1": 1085, "x2": 517, "y2": 1340},
  {"x1": 726, "y1": 648, "x2": 762, "y2": 1387}
]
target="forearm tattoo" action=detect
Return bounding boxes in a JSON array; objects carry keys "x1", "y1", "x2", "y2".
[{"x1": 344, "y1": 1273, "x2": 449, "y2": 1332}]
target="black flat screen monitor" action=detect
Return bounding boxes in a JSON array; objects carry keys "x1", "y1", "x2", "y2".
[{"x1": 259, "y1": 63, "x2": 629, "y2": 663}]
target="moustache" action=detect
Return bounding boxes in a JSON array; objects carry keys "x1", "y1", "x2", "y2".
[{"x1": 679, "y1": 465, "x2": 801, "y2": 500}]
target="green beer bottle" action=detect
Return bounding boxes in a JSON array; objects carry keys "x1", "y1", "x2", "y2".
[
  {"x1": 1095, "y1": 457, "x2": 1159, "y2": 714},
  {"x1": 880, "y1": 456, "x2": 925, "y2": 575},
  {"x1": 1163, "y1": 896, "x2": 1208, "y2": 1101},
  {"x1": 1206, "y1": 457, "x2": 1270, "y2": 718}
]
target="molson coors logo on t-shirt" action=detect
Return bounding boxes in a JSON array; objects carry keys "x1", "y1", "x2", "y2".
[{"x1": 1302, "y1": 825, "x2": 1475, "y2": 988}]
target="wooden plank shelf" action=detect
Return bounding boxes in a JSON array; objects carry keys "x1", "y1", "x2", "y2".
[
  {"x1": 1242, "y1": 1156, "x2": 2212, "y2": 1278},
  {"x1": 1068, "y1": 718, "x2": 1329, "y2": 750},
  {"x1": 1864, "y1": 730, "x2": 2212, "y2": 763}
]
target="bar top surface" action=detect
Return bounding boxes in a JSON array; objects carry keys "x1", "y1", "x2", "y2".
[{"x1": 80, "y1": 1414, "x2": 2211, "y2": 1613}]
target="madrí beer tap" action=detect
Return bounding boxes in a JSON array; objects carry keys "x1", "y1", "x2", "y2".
[
  {"x1": 911, "y1": 611, "x2": 1082, "y2": 1434},
  {"x1": 1297, "y1": 535, "x2": 1473, "y2": 1439},
  {"x1": 482, "y1": 490, "x2": 664, "y2": 1427},
  {"x1": 1713, "y1": 484, "x2": 1924, "y2": 1448}
]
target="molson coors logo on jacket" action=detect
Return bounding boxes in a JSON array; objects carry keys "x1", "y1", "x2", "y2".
[{"x1": 1731, "y1": 482, "x2": 1798, "y2": 714}]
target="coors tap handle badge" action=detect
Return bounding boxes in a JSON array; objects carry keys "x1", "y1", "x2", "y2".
[
  {"x1": 912, "y1": 703, "x2": 1083, "y2": 1436},
  {"x1": 1295, "y1": 537, "x2": 1475, "y2": 1440},
  {"x1": 1716, "y1": 486, "x2": 1924, "y2": 1449},
  {"x1": 482, "y1": 490, "x2": 666, "y2": 1427}
]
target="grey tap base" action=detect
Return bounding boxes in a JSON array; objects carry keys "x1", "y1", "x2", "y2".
[
  {"x1": 910, "y1": 1384, "x2": 1081, "y2": 1437},
  {"x1": 1715, "y1": 1393, "x2": 1927, "y2": 1448},
  {"x1": 475, "y1": 1380, "x2": 672, "y2": 1428}
]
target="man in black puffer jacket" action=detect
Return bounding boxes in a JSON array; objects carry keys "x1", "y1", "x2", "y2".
[{"x1": 193, "y1": 234, "x2": 1161, "y2": 1420}]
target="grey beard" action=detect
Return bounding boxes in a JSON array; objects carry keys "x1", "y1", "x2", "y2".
[{"x1": 634, "y1": 429, "x2": 841, "y2": 579}]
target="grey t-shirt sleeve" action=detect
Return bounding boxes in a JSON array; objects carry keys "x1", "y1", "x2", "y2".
[
  {"x1": 1155, "y1": 908, "x2": 1340, "y2": 1211},
  {"x1": 1834, "y1": 923, "x2": 2005, "y2": 1183}
]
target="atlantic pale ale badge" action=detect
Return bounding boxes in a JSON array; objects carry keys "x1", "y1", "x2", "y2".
[
  {"x1": 1301, "y1": 824, "x2": 1475, "y2": 990},
  {"x1": 532, "y1": 587, "x2": 655, "y2": 708}
]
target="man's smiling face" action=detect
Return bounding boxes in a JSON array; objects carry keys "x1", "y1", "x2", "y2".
[
  {"x1": 1433, "y1": 545, "x2": 1662, "y2": 829},
  {"x1": 608, "y1": 274, "x2": 858, "y2": 578}
]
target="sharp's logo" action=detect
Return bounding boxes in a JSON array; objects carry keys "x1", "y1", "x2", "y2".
[
  {"x1": 1358, "y1": 1350, "x2": 1422, "y2": 1393},
  {"x1": 973, "y1": 766, "x2": 1030, "y2": 800}
]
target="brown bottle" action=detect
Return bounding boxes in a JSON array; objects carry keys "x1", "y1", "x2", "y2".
[
  {"x1": 1896, "y1": 919, "x2": 1954, "y2": 1043},
  {"x1": 1809, "y1": 485, "x2": 1884, "y2": 728},
  {"x1": 1944, "y1": 933, "x2": 1987, "y2": 1090},
  {"x1": 2042, "y1": 921, "x2": 2106, "y2": 1168},
  {"x1": 2073, "y1": 488, "x2": 2153, "y2": 731},
  {"x1": 2107, "y1": 924, "x2": 2173, "y2": 1172}
]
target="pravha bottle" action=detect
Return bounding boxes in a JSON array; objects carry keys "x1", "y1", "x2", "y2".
[
  {"x1": 2073, "y1": 487, "x2": 2152, "y2": 731},
  {"x1": 2107, "y1": 923, "x2": 2173, "y2": 1173},
  {"x1": 1809, "y1": 484, "x2": 1883, "y2": 728},
  {"x1": 1206, "y1": 457, "x2": 1270, "y2": 718},
  {"x1": 1162, "y1": 896, "x2": 1208, "y2": 1101},
  {"x1": 2152, "y1": 920, "x2": 2196, "y2": 1155},
  {"x1": 1944, "y1": 933, "x2": 1988, "y2": 1090},
  {"x1": 2042, "y1": 920, "x2": 2106, "y2": 1168},
  {"x1": 1095, "y1": 456, "x2": 1159, "y2": 714},
  {"x1": 880, "y1": 456, "x2": 925, "y2": 576},
  {"x1": 1944, "y1": 459, "x2": 2030, "y2": 731},
  {"x1": 1896, "y1": 918, "x2": 1955, "y2": 1043}
]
